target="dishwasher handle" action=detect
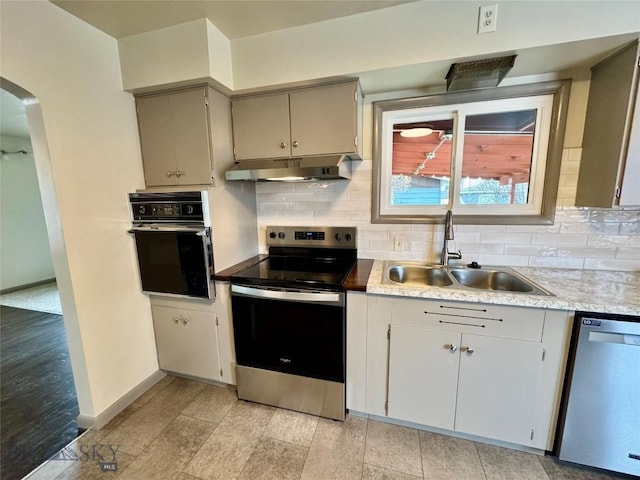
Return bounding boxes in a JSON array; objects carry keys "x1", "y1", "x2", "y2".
[{"x1": 589, "y1": 331, "x2": 640, "y2": 346}]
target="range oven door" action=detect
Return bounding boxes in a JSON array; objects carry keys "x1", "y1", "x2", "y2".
[
  {"x1": 129, "y1": 225, "x2": 214, "y2": 300},
  {"x1": 231, "y1": 284, "x2": 345, "y2": 383}
]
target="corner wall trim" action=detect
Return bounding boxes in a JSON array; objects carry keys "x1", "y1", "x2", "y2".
[{"x1": 77, "y1": 370, "x2": 167, "y2": 430}]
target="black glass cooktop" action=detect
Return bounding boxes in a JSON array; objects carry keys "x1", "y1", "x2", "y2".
[{"x1": 231, "y1": 247, "x2": 356, "y2": 291}]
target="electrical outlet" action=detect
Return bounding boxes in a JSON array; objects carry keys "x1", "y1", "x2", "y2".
[
  {"x1": 394, "y1": 236, "x2": 406, "y2": 251},
  {"x1": 478, "y1": 4, "x2": 498, "y2": 34}
]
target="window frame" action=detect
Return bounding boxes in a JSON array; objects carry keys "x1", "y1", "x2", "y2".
[{"x1": 372, "y1": 80, "x2": 571, "y2": 225}]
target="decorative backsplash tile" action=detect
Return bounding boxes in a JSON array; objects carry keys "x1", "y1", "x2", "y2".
[{"x1": 256, "y1": 150, "x2": 640, "y2": 272}]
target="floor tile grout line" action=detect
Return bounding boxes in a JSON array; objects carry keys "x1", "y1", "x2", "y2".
[
  {"x1": 233, "y1": 402, "x2": 277, "y2": 480},
  {"x1": 534, "y1": 454, "x2": 553, "y2": 480},
  {"x1": 417, "y1": 426, "x2": 424, "y2": 479},
  {"x1": 178, "y1": 396, "x2": 239, "y2": 478},
  {"x1": 472, "y1": 438, "x2": 489, "y2": 480}
]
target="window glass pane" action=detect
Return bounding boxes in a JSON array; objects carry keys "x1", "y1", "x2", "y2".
[
  {"x1": 391, "y1": 118, "x2": 454, "y2": 206},
  {"x1": 459, "y1": 109, "x2": 536, "y2": 205}
]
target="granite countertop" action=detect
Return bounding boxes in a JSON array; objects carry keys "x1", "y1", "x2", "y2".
[{"x1": 366, "y1": 260, "x2": 640, "y2": 316}]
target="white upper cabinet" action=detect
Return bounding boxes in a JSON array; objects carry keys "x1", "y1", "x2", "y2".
[
  {"x1": 576, "y1": 40, "x2": 640, "y2": 207},
  {"x1": 136, "y1": 86, "x2": 215, "y2": 187},
  {"x1": 231, "y1": 81, "x2": 361, "y2": 160}
]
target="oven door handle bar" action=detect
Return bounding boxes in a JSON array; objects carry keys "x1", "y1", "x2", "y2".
[
  {"x1": 128, "y1": 226, "x2": 208, "y2": 235},
  {"x1": 231, "y1": 284, "x2": 342, "y2": 304}
]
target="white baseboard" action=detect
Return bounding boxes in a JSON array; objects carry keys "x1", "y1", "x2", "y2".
[
  {"x1": 77, "y1": 370, "x2": 167, "y2": 430},
  {"x1": 349, "y1": 410, "x2": 545, "y2": 456}
]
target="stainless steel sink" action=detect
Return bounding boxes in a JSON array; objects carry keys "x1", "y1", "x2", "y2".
[
  {"x1": 388, "y1": 264, "x2": 453, "y2": 287},
  {"x1": 382, "y1": 261, "x2": 553, "y2": 296},
  {"x1": 449, "y1": 268, "x2": 534, "y2": 293}
]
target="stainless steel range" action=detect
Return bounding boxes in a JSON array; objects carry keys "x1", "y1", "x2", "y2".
[{"x1": 230, "y1": 226, "x2": 357, "y2": 421}]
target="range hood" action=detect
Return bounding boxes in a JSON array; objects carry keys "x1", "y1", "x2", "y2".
[{"x1": 225, "y1": 154, "x2": 358, "y2": 182}]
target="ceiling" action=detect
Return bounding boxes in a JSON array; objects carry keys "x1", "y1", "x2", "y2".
[
  {"x1": 4, "y1": 2, "x2": 637, "y2": 138},
  {"x1": 51, "y1": 0, "x2": 415, "y2": 39}
]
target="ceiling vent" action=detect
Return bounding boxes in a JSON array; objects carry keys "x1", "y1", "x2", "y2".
[{"x1": 445, "y1": 55, "x2": 516, "y2": 92}]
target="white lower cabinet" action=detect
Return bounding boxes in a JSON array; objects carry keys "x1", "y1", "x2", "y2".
[
  {"x1": 152, "y1": 304, "x2": 221, "y2": 380},
  {"x1": 388, "y1": 326, "x2": 459, "y2": 430},
  {"x1": 149, "y1": 281, "x2": 236, "y2": 383},
  {"x1": 454, "y1": 334, "x2": 542, "y2": 445},
  {"x1": 365, "y1": 295, "x2": 572, "y2": 450}
]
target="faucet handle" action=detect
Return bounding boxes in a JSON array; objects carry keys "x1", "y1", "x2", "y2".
[{"x1": 448, "y1": 249, "x2": 462, "y2": 261}]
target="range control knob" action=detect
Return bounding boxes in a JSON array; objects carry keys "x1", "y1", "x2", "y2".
[
  {"x1": 345, "y1": 233, "x2": 353, "y2": 242},
  {"x1": 185, "y1": 205, "x2": 194, "y2": 214},
  {"x1": 335, "y1": 233, "x2": 342, "y2": 241},
  {"x1": 269, "y1": 231, "x2": 276, "y2": 239},
  {"x1": 137, "y1": 205, "x2": 146, "y2": 215},
  {"x1": 278, "y1": 232, "x2": 285, "y2": 239}
]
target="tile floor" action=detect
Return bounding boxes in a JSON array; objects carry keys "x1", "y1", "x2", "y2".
[{"x1": 26, "y1": 376, "x2": 627, "y2": 480}]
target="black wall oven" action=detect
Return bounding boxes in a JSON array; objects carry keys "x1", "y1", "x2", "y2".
[
  {"x1": 128, "y1": 191, "x2": 214, "y2": 300},
  {"x1": 230, "y1": 226, "x2": 357, "y2": 421}
]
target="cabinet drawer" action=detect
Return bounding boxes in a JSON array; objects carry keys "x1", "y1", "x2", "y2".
[{"x1": 390, "y1": 297, "x2": 545, "y2": 342}]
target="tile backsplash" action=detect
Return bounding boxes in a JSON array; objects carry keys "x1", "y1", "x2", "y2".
[{"x1": 256, "y1": 149, "x2": 640, "y2": 272}]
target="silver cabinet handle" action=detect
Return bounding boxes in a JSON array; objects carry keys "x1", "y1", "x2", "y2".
[
  {"x1": 173, "y1": 317, "x2": 180, "y2": 324},
  {"x1": 447, "y1": 344, "x2": 458, "y2": 353},
  {"x1": 280, "y1": 142, "x2": 287, "y2": 149},
  {"x1": 292, "y1": 140, "x2": 299, "y2": 148},
  {"x1": 175, "y1": 170, "x2": 184, "y2": 177},
  {"x1": 463, "y1": 346, "x2": 475, "y2": 355},
  {"x1": 166, "y1": 171, "x2": 176, "y2": 177},
  {"x1": 181, "y1": 317, "x2": 190, "y2": 325}
]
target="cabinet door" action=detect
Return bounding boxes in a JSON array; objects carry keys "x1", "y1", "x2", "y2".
[
  {"x1": 455, "y1": 334, "x2": 541, "y2": 445},
  {"x1": 152, "y1": 305, "x2": 220, "y2": 380},
  {"x1": 290, "y1": 83, "x2": 358, "y2": 156},
  {"x1": 388, "y1": 325, "x2": 459, "y2": 430},
  {"x1": 213, "y1": 282, "x2": 236, "y2": 385},
  {"x1": 169, "y1": 89, "x2": 213, "y2": 185},
  {"x1": 232, "y1": 93, "x2": 291, "y2": 160},
  {"x1": 576, "y1": 40, "x2": 640, "y2": 207},
  {"x1": 137, "y1": 94, "x2": 177, "y2": 186}
]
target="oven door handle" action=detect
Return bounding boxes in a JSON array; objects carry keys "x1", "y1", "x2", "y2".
[
  {"x1": 231, "y1": 284, "x2": 342, "y2": 303},
  {"x1": 128, "y1": 225, "x2": 208, "y2": 235}
]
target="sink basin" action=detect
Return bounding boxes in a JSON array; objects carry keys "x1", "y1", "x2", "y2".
[
  {"x1": 449, "y1": 268, "x2": 534, "y2": 293},
  {"x1": 388, "y1": 265, "x2": 453, "y2": 287},
  {"x1": 382, "y1": 261, "x2": 553, "y2": 296}
]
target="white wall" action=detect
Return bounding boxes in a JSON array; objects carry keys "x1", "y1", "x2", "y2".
[
  {"x1": 231, "y1": 0, "x2": 640, "y2": 90},
  {"x1": 0, "y1": 134, "x2": 55, "y2": 290},
  {"x1": 0, "y1": 0, "x2": 158, "y2": 420},
  {"x1": 119, "y1": 19, "x2": 233, "y2": 92}
]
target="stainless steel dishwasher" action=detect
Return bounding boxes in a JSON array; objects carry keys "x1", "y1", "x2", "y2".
[{"x1": 558, "y1": 311, "x2": 640, "y2": 476}]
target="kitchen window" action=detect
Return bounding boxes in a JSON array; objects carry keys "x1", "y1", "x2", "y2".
[{"x1": 372, "y1": 80, "x2": 571, "y2": 224}]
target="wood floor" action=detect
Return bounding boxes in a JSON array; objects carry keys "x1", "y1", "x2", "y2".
[{"x1": 1, "y1": 305, "x2": 79, "y2": 480}]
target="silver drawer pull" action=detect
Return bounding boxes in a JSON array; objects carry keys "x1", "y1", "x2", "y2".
[
  {"x1": 463, "y1": 346, "x2": 475, "y2": 355},
  {"x1": 447, "y1": 344, "x2": 458, "y2": 353}
]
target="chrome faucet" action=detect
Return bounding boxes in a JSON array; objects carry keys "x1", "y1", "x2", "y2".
[{"x1": 441, "y1": 209, "x2": 462, "y2": 266}]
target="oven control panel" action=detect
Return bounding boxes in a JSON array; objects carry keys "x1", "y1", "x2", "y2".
[
  {"x1": 129, "y1": 191, "x2": 209, "y2": 226},
  {"x1": 266, "y1": 226, "x2": 356, "y2": 248}
]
